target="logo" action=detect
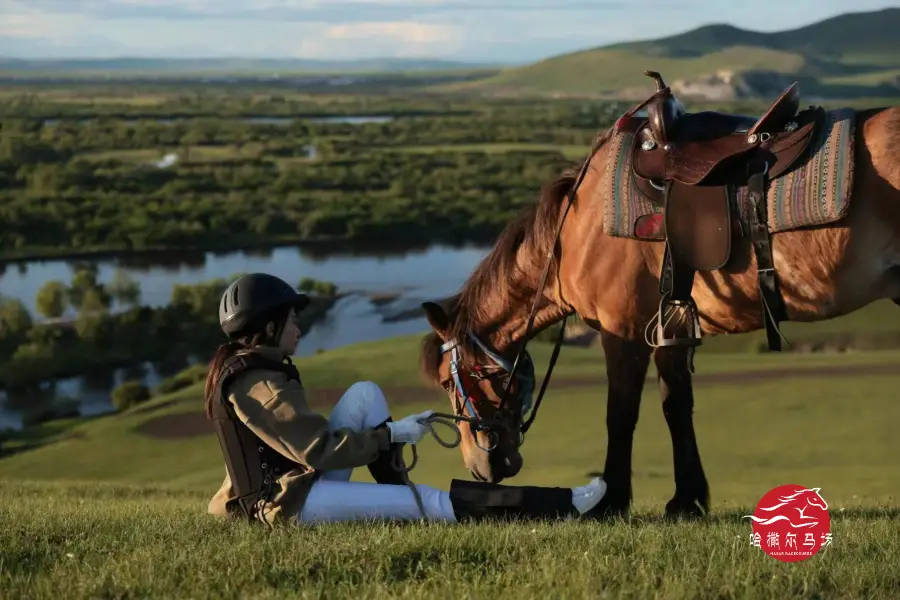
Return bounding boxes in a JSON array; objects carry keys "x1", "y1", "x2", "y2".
[{"x1": 743, "y1": 484, "x2": 833, "y2": 562}]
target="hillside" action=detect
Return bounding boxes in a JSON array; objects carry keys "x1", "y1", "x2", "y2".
[
  {"x1": 1, "y1": 330, "x2": 898, "y2": 597},
  {"x1": 1, "y1": 333, "x2": 898, "y2": 599},
  {"x1": 450, "y1": 8, "x2": 900, "y2": 99}
]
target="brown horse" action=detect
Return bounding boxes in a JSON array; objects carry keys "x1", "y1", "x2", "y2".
[{"x1": 418, "y1": 90, "x2": 900, "y2": 519}]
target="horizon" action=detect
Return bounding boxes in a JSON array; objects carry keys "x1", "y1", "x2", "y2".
[{"x1": 1, "y1": 1, "x2": 897, "y2": 64}]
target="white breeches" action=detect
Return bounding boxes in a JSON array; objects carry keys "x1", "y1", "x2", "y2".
[{"x1": 297, "y1": 381, "x2": 457, "y2": 524}]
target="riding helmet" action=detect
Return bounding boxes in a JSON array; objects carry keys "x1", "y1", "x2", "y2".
[{"x1": 218, "y1": 273, "x2": 309, "y2": 338}]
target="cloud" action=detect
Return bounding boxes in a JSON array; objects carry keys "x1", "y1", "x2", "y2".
[
  {"x1": 2, "y1": 0, "x2": 899, "y2": 62},
  {"x1": 8, "y1": 0, "x2": 630, "y2": 22},
  {"x1": 293, "y1": 21, "x2": 461, "y2": 58}
]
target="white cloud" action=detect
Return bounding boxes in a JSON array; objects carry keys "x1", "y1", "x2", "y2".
[
  {"x1": 291, "y1": 21, "x2": 461, "y2": 59},
  {"x1": 1, "y1": 0, "x2": 898, "y2": 62}
]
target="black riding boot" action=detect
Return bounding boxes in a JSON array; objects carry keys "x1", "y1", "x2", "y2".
[
  {"x1": 367, "y1": 418, "x2": 409, "y2": 486},
  {"x1": 448, "y1": 478, "x2": 580, "y2": 522}
]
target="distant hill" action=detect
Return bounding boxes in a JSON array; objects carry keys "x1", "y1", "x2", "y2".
[
  {"x1": 0, "y1": 57, "x2": 501, "y2": 77},
  {"x1": 447, "y1": 8, "x2": 900, "y2": 99}
]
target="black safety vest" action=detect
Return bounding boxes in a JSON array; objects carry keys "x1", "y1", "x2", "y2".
[{"x1": 210, "y1": 352, "x2": 305, "y2": 522}]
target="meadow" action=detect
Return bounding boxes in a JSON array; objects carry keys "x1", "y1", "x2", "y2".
[
  {"x1": 1, "y1": 333, "x2": 898, "y2": 598},
  {"x1": 2, "y1": 74, "x2": 899, "y2": 598}
]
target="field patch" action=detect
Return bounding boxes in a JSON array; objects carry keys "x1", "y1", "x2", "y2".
[
  {"x1": 0, "y1": 480, "x2": 897, "y2": 599},
  {"x1": 1, "y1": 335, "x2": 899, "y2": 598},
  {"x1": 388, "y1": 143, "x2": 587, "y2": 159}
]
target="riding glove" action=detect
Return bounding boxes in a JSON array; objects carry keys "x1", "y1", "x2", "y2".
[{"x1": 386, "y1": 410, "x2": 435, "y2": 444}]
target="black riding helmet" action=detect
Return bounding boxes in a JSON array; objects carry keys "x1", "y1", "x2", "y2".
[{"x1": 219, "y1": 273, "x2": 309, "y2": 339}]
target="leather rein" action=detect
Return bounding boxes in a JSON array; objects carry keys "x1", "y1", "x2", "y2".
[{"x1": 438, "y1": 151, "x2": 596, "y2": 448}]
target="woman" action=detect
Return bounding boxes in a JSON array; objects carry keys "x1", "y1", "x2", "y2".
[{"x1": 206, "y1": 273, "x2": 607, "y2": 526}]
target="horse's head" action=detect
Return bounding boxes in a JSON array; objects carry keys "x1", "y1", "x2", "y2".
[
  {"x1": 805, "y1": 488, "x2": 829, "y2": 511},
  {"x1": 419, "y1": 301, "x2": 534, "y2": 483}
]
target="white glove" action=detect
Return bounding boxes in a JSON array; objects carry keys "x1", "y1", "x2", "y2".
[{"x1": 386, "y1": 410, "x2": 435, "y2": 444}]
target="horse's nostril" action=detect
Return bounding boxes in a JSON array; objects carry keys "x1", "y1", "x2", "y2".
[{"x1": 503, "y1": 453, "x2": 523, "y2": 477}]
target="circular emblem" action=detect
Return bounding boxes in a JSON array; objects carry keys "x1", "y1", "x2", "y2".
[{"x1": 744, "y1": 484, "x2": 833, "y2": 562}]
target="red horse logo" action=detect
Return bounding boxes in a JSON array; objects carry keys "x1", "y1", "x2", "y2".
[
  {"x1": 743, "y1": 487, "x2": 828, "y2": 528},
  {"x1": 745, "y1": 484, "x2": 832, "y2": 562}
]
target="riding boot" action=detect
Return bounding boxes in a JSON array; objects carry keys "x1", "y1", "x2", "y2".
[
  {"x1": 367, "y1": 418, "x2": 409, "y2": 486},
  {"x1": 447, "y1": 478, "x2": 583, "y2": 522}
]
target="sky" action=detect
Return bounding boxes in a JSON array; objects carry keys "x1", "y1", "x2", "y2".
[{"x1": 0, "y1": 0, "x2": 897, "y2": 64}]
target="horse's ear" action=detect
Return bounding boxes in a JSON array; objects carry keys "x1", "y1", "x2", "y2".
[{"x1": 421, "y1": 301, "x2": 450, "y2": 338}]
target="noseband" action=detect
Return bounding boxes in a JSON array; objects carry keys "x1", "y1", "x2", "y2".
[{"x1": 439, "y1": 329, "x2": 547, "y2": 452}]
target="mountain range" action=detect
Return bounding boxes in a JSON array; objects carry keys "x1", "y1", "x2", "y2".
[
  {"x1": 450, "y1": 7, "x2": 900, "y2": 99},
  {"x1": 2, "y1": 8, "x2": 899, "y2": 99}
]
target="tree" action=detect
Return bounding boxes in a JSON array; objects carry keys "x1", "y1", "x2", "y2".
[
  {"x1": 111, "y1": 381, "x2": 151, "y2": 411},
  {"x1": 108, "y1": 268, "x2": 141, "y2": 307},
  {"x1": 67, "y1": 265, "x2": 111, "y2": 311},
  {"x1": 0, "y1": 296, "x2": 33, "y2": 338},
  {"x1": 74, "y1": 287, "x2": 110, "y2": 343},
  {"x1": 35, "y1": 280, "x2": 68, "y2": 319}
]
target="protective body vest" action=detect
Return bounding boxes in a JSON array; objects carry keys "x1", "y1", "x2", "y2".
[{"x1": 210, "y1": 352, "x2": 304, "y2": 521}]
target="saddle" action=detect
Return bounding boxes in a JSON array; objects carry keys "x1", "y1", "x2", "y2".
[{"x1": 619, "y1": 71, "x2": 824, "y2": 362}]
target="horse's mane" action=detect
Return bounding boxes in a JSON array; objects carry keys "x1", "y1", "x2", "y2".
[{"x1": 419, "y1": 126, "x2": 616, "y2": 383}]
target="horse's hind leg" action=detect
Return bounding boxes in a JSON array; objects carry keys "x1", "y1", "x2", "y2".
[{"x1": 654, "y1": 345, "x2": 710, "y2": 519}]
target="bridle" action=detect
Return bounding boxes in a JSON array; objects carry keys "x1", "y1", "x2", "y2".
[
  {"x1": 438, "y1": 331, "x2": 536, "y2": 452},
  {"x1": 435, "y1": 149, "x2": 596, "y2": 451}
]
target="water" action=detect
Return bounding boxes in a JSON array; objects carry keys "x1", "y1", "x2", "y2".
[{"x1": 0, "y1": 243, "x2": 490, "y2": 430}]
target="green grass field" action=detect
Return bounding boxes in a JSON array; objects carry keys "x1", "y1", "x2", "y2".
[
  {"x1": 1, "y1": 333, "x2": 898, "y2": 598},
  {"x1": 389, "y1": 143, "x2": 587, "y2": 160},
  {"x1": 449, "y1": 47, "x2": 809, "y2": 96}
]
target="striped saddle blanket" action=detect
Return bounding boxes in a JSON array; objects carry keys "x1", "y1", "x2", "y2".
[{"x1": 600, "y1": 107, "x2": 856, "y2": 242}]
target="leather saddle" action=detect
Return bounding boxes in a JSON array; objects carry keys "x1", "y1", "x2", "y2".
[{"x1": 621, "y1": 71, "x2": 824, "y2": 357}]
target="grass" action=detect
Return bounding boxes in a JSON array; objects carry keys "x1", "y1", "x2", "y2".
[
  {"x1": 79, "y1": 144, "x2": 265, "y2": 164},
  {"x1": 1, "y1": 480, "x2": 896, "y2": 599},
  {"x1": 823, "y1": 68, "x2": 900, "y2": 86},
  {"x1": 1, "y1": 333, "x2": 898, "y2": 597},
  {"x1": 441, "y1": 47, "x2": 809, "y2": 96},
  {"x1": 78, "y1": 142, "x2": 587, "y2": 166},
  {"x1": 389, "y1": 143, "x2": 587, "y2": 159}
]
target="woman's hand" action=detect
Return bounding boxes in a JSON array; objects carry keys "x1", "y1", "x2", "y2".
[{"x1": 386, "y1": 410, "x2": 435, "y2": 444}]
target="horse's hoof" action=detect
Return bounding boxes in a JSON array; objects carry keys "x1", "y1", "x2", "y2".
[{"x1": 664, "y1": 496, "x2": 707, "y2": 521}]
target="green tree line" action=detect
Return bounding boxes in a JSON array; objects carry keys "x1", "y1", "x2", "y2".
[
  {"x1": 0, "y1": 92, "x2": 633, "y2": 258},
  {"x1": 0, "y1": 268, "x2": 339, "y2": 392}
]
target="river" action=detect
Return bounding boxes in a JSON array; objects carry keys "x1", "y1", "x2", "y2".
[{"x1": 0, "y1": 242, "x2": 491, "y2": 430}]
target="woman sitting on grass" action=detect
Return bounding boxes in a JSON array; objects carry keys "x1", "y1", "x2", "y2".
[{"x1": 205, "y1": 273, "x2": 607, "y2": 526}]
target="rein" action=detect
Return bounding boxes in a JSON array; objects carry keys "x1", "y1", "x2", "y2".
[
  {"x1": 440, "y1": 150, "x2": 595, "y2": 442},
  {"x1": 398, "y1": 153, "x2": 596, "y2": 520}
]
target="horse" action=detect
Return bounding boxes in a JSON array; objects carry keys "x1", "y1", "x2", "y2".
[{"x1": 417, "y1": 80, "x2": 900, "y2": 519}]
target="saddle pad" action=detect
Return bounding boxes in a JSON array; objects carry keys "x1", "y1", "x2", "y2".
[
  {"x1": 736, "y1": 108, "x2": 856, "y2": 233},
  {"x1": 600, "y1": 124, "x2": 662, "y2": 238},
  {"x1": 601, "y1": 109, "x2": 856, "y2": 239}
]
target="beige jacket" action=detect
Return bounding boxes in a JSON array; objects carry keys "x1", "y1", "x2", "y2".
[{"x1": 207, "y1": 345, "x2": 391, "y2": 525}]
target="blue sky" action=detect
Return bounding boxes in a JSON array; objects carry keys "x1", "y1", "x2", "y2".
[{"x1": 0, "y1": 1, "x2": 896, "y2": 63}]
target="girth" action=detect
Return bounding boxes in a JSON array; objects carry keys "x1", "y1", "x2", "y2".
[{"x1": 210, "y1": 352, "x2": 304, "y2": 522}]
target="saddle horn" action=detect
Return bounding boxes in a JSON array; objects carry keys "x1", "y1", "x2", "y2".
[{"x1": 644, "y1": 70, "x2": 667, "y2": 91}]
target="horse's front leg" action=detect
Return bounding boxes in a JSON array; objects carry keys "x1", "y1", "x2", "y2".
[
  {"x1": 584, "y1": 332, "x2": 652, "y2": 520},
  {"x1": 654, "y1": 345, "x2": 710, "y2": 519}
]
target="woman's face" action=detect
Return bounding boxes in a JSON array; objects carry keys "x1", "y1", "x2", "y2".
[{"x1": 276, "y1": 309, "x2": 302, "y2": 354}]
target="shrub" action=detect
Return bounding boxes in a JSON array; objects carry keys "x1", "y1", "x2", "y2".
[{"x1": 111, "y1": 380, "x2": 151, "y2": 412}]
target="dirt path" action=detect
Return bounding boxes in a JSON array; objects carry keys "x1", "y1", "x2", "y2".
[{"x1": 135, "y1": 363, "x2": 898, "y2": 440}]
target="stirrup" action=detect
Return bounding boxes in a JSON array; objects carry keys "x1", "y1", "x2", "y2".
[{"x1": 654, "y1": 293, "x2": 702, "y2": 348}]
